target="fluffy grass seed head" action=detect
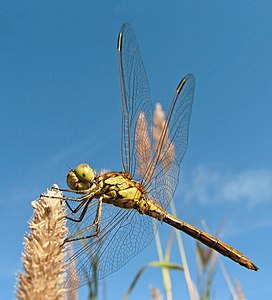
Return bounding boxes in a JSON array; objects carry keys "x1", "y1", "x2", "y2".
[{"x1": 16, "y1": 184, "x2": 68, "y2": 300}]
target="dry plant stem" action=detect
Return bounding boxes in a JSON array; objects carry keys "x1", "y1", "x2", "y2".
[
  {"x1": 219, "y1": 259, "x2": 239, "y2": 300},
  {"x1": 235, "y1": 280, "x2": 245, "y2": 300},
  {"x1": 154, "y1": 229, "x2": 172, "y2": 300},
  {"x1": 16, "y1": 185, "x2": 68, "y2": 300},
  {"x1": 154, "y1": 104, "x2": 198, "y2": 299},
  {"x1": 169, "y1": 201, "x2": 200, "y2": 300},
  {"x1": 153, "y1": 103, "x2": 173, "y2": 300}
]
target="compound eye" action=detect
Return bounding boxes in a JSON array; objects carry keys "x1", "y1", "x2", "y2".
[{"x1": 74, "y1": 163, "x2": 94, "y2": 182}]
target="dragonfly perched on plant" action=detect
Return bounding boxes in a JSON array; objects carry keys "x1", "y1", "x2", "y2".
[{"x1": 61, "y1": 23, "x2": 258, "y2": 290}]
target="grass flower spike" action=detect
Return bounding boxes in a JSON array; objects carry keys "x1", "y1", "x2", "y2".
[{"x1": 16, "y1": 185, "x2": 68, "y2": 300}]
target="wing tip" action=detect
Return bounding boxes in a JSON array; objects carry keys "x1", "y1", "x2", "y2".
[
  {"x1": 117, "y1": 30, "x2": 123, "y2": 52},
  {"x1": 176, "y1": 74, "x2": 196, "y2": 94},
  {"x1": 118, "y1": 23, "x2": 133, "y2": 52}
]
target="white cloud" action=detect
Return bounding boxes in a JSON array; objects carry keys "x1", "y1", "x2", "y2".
[{"x1": 184, "y1": 166, "x2": 272, "y2": 208}]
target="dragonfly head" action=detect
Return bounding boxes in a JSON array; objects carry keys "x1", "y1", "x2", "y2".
[{"x1": 67, "y1": 163, "x2": 95, "y2": 191}]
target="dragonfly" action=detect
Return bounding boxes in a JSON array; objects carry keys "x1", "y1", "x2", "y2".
[{"x1": 61, "y1": 23, "x2": 258, "y2": 290}]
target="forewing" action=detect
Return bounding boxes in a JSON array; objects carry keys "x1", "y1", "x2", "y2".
[
  {"x1": 142, "y1": 74, "x2": 195, "y2": 210},
  {"x1": 117, "y1": 23, "x2": 153, "y2": 179},
  {"x1": 65, "y1": 198, "x2": 156, "y2": 290}
]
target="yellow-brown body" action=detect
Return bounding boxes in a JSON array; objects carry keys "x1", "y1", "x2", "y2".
[
  {"x1": 66, "y1": 168, "x2": 258, "y2": 271},
  {"x1": 85, "y1": 172, "x2": 164, "y2": 218}
]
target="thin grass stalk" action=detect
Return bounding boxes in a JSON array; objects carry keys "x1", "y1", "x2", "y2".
[
  {"x1": 170, "y1": 200, "x2": 200, "y2": 300},
  {"x1": 164, "y1": 231, "x2": 175, "y2": 263},
  {"x1": 134, "y1": 105, "x2": 173, "y2": 299},
  {"x1": 153, "y1": 103, "x2": 174, "y2": 300},
  {"x1": 154, "y1": 226, "x2": 173, "y2": 300},
  {"x1": 235, "y1": 280, "x2": 245, "y2": 300},
  {"x1": 219, "y1": 259, "x2": 238, "y2": 300},
  {"x1": 154, "y1": 103, "x2": 198, "y2": 300},
  {"x1": 201, "y1": 250, "x2": 217, "y2": 300},
  {"x1": 196, "y1": 243, "x2": 205, "y2": 284}
]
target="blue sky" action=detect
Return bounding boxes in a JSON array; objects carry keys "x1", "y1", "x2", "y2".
[{"x1": 1, "y1": 0, "x2": 272, "y2": 299}]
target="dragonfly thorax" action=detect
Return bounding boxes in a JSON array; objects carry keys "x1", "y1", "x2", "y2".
[{"x1": 67, "y1": 163, "x2": 95, "y2": 191}]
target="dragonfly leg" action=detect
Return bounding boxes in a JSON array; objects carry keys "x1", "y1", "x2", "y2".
[
  {"x1": 53, "y1": 186, "x2": 92, "y2": 194},
  {"x1": 43, "y1": 185, "x2": 98, "y2": 203},
  {"x1": 66, "y1": 198, "x2": 92, "y2": 222},
  {"x1": 44, "y1": 193, "x2": 90, "y2": 203},
  {"x1": 65, "y1": 197, "x2": 92, "y2": 214},
  {"x1": 65, "y1": 197, "x2": 103, "y2": 243},
  {"x1": 51, "y1": 190, "x2": 96, "y2": 215},
  {"x1": 62, "y1": 192, "x2": 96, "y2": 202}
]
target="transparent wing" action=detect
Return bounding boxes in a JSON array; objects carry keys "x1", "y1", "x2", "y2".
[
  {"x1": 118, "y1": 23, "x2": 154, "y2": 180},
  {"x1": 142, "y1": 74, "x2": 195, "y2": 210},
  {"x1": 65, "y1": 198, "x2": 156, "y2": 290},
  {"x1": 65, "y1": 24, "x2": 195, "y2": 290}
]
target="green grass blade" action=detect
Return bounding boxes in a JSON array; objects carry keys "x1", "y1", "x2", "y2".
[{"x1": 123, "y1": 261, "x2": 183, "y2": 300}]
